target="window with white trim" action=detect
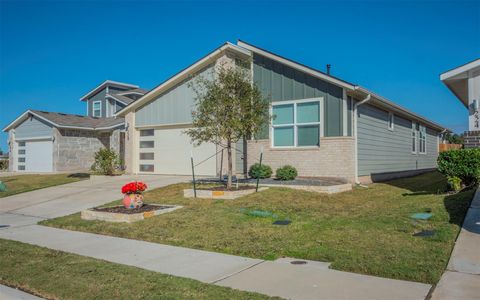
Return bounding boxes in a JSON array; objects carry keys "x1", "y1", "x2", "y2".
[
  {"x1": 92, "y1": 101, "x2": 102, "y2": 117},
  {"x1": 388, "y1": 112, "x2": 394, "y2": 131},
  {"x1": 412, "y1": 122, "x2": 417, "y2": 153},
  {"x1": 419, "y1": 125, "x2": 426, "y2": 154},
  {"x1": 271, "y1": 99, "x2": 320, "y2": 148}
]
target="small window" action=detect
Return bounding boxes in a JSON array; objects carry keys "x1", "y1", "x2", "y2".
[
  {"x1": 140, "y1": 153, "x2": 154, "y2": 160},
  {"x1": 388, "y1": 112, "x2": 394, "y2": 131},
  {"x1": 140, "y1": 129, "x2": 155, "y2": 136},
  {"x1": 18, "y1": 141, "x2": 25, "y2": 147},
  {"x1": 139, "y1": 141, "x2": 154, "y2": 148},
  {"x1": 92, "y1": 101, "x2": 102, "y2": 117},
  {"x1": 18, "y1": 165, "x2": 25, "y2": 171},
  {"x1": 18, "y1": 157, "x2": 25, "y2": 163},
  {"x1": 18, "y1": 149, "x2": 26, "y2": 155},
  {"x1": 412, "y1": 122, "x2": 417, "y2": 153},
  {"x1": 139, "y1": 164, "x2": 154, "y2": 172}
]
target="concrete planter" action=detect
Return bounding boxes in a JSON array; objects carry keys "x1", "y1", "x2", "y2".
[
  {"x1": 81, "y1": 204, "x2": 182, "y2": 223},
  {"x1": 183, "y1": 187, "x2": 268, "y2": 199}
]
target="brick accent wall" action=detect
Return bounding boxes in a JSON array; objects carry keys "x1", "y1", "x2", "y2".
[
  {"x1": 53, "y1": 128, "x2": 110, "y2": 171},
  {"x1": 464, "y1": 131, "x2": 480, "y2": 148},
  {"x1": 246, "y1": 137, "x2": 356, "y2": 182}
]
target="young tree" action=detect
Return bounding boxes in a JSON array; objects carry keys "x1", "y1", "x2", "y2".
[{"x1": 186, "y1": 61, "x2": 270, "y2": 189}]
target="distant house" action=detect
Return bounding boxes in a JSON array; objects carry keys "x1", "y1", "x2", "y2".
[
  {"x1": 2, "y1": 81, "x2": 148, "y2": 172},
  {"x1": 440, "y1": 58, "x2": 480, "y2": 148},
  {"x1": 115, "y1": 40, "x2": 448, "y2": 183}
]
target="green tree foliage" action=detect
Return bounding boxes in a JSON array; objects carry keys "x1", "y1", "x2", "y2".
[
  {"x1": 275, "y1": 165, "x2": 298, "y2": 181},
  {"x1": 91, "y1": 148, "x2": 119, "y2": 176},
  {"x1": 437, "y1": 148, "x2": 480, "y2": 188},
  {"x1": 186, "y1": 60, "x2": 270, "y2": 189},
  {"x1": 248, "y1": 163, "x2": 273, "y2": 179},
  {"x1": 444, "y1": 132, "x2": 464, "y2": 145}
]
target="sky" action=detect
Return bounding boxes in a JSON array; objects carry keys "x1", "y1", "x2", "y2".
[{"x1": 0, "y1": 0, "x2": 479, "y2": 153}]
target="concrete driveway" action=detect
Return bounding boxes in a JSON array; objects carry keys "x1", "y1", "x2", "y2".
[{"x1": 0, "y1": 174, "x2": 189, "y2": 226}]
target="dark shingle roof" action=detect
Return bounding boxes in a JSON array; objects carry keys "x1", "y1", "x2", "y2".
[
  {"x1": 107, "y1": 93, "x2": 136, "y2": 105},
  {"x1": 116, "y1": 88, "x2": 149, "y2": 95},
  {"x1": 31, "y1": 110, "x2": 124, "y2": 130}
]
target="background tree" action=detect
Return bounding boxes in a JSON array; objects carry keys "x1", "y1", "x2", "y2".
[
  {"x1": 186, "y1": 61, "x2": 270, "y2": 189},
  {"x1": 444, "y1": 132, "x2": 464, "y2": 145}
]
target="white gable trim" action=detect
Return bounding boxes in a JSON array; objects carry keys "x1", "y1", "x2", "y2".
[
  {"x1": 80, "y1": 80, "x2": 139, "y2": 101},
  {"x1": 115, "y1": 42, "x2": 251, "y2": 117}
]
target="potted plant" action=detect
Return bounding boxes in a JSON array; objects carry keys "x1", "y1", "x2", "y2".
[{"x1": 121, "y1": 181, "x2": 147, "y2": 209}]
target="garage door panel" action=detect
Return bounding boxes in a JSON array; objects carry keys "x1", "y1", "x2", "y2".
[
  {"x1": 24, "y1": 140, "x2": 53, "y2": 172},
  {"x1": 146, "y1": 128, "x2": 216, "y2": 176}
]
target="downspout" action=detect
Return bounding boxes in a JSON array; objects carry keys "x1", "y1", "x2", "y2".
[{"x1": 353, "y1": 93, "x2": 371, "y2": 184}]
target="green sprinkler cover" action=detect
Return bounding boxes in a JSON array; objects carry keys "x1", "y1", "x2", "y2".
[{"x1": 0, "y1": 181, "x2": 7, "y2": 192}]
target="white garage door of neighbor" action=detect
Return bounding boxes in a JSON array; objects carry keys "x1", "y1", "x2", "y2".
[
  {"x1": 25, "y1": 140, "x2": 53, "y2": 172},
  {"x1": 151, "y1": 128, "x2": 217, "y2": 176}
]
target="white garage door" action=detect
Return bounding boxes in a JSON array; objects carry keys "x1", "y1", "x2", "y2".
[
  {"x1": 139, "y1": 128, "x2": 217, "y2": 176},
  {"x1": 24, "y1": 140, "x2": 53, "y2": 172}
]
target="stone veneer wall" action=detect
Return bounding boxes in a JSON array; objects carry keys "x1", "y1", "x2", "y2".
[
  {"x1": 464, "y1": 131, "x2": 480, "y2": 148},
  {"x1": 53, "y1": 128, "x2": 110, "y2": 171},
  {"x1": 246, "y1": 137, "x2": 356, "y2": 182}
]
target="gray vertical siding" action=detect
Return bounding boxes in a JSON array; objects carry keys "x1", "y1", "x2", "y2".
[
  {"x1": 15, "y1": 115, "x2": 53, "y2": 139},
  {"x1": 87, "y1": 88, "x2": 107, "y2": 118},
  {"x1": 253, "y1": 53, "x2": 344, "y2": 138},
  {"x1": 357, "y1": 103, "x2": 439, "y2": 176},
  {"x1": 135, "y1": 65, "x2": 213, "y2": 126}
]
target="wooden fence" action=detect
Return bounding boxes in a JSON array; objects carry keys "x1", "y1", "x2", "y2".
[{"x1": 439, "y1": 144, "x2": 463, "y2": 152}]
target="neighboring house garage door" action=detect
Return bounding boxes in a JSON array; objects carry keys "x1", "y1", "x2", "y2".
[
  {"x1": 139, "y1": 127, "x2": 216, "y2": 176},
  {"x1": 21, "y1": 140, "x2": 53, "y2": 172}
]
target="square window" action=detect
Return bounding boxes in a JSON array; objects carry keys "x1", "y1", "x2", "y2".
[
  {"x1": 18, "y1": 157, "x2": 25, "y2": 163},
  {"x1": 272, "y1": 104, "x2": 294, "y2": 125},
  {"x1": 139, "y1": 164, "x2": 154, "y2": 172},
  {"x1": 18, "y1": 149, "x2": 25, "y2": 155},
  {"x1": 18, "y1": 165, "x2": 25, "y2": 171},
  {"x1": 140, "y1": 141, "x2": 154, "y2": 148},
  {"x1": 18, "y1": 141, "x2": 25, "y2": 147},
  {"x1": 273, "y1": 126, "x2": 294, "y2": 146},
  {"x1": 140, "y1": 129, "x2": 155, "y2": 137},
  {"x1": 140, "y1": 152, "x2": 154, "y2": 160},
  {"x1": 298, "y1": 125, "x2": 320, "y2": 146}
]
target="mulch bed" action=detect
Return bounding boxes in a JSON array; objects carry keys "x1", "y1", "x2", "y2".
[
  {"x1": 92, "y1": 204, "x2": 170, "y2": 214},
  {"x1": 200, "y1": 185, "x2": 257, "y2": 191}
]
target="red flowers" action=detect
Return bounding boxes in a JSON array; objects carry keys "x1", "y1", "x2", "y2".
[{"x1": 121, "y1": 181, "x2": 148, "y2": 194}]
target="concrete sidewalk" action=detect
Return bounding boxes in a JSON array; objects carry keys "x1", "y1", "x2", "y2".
[
  {"x1": 0, "y1": 224, "x2": 431, "y2": 300},
  {"x1": 0, "y1": 285, "x2": 43, "y2": 300},
  {"x1": 430, "y1": 186, "x2": 480, "y2": 300}
]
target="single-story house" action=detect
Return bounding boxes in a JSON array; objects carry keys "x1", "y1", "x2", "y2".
[
  {"x1": 3, "y1": 80, "x2": 148, "y2": 172},
  {"x1": 115, "y1": 40, "x2": 448, "y2": 183},
  {"x1": 440, "y1": 58, "x2": 480, "y2": 148}
]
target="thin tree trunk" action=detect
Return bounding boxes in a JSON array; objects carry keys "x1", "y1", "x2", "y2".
[{"x1": 227, "y1": 140, "x2": 233, "y2": 190}]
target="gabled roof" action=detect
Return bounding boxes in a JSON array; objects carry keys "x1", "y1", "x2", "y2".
[
  {"x1": 2, "y1": 110, "x2": 124, "y2": 132},
  {"x1": 115, "y1": 42, "x2": 251, "y2": 116},
  {"x1": 106, "y1": 93, "x2": 136, "y2": 105},
  {"x1": 440, "y1": 58, "x2": 480, "y2": 107},
  {"x1": 80, "y1": 80, "x2": 139, "y2": 101}
]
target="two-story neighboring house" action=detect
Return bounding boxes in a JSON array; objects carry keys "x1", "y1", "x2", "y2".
[
  {"x1": 441, "y1": 58, "x2": 480, "y2": 148},
  {"x1": 3, "y1": 80, "x2": 148, "y2": 172}
]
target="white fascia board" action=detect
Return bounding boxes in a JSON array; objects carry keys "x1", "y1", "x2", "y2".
[
  {"x1": 115, "y1": 43, "x2": 252, "y2": 117},
  {"x1": 80, "y1": 80, "x2": 139, "y2": 101},
  {"x1": 440, "y1": 59, "x2": 480, "y2": 81},
  {"x1": 354, "y1": 87, "x2": 449, "y2": 132},
  {"x1": 236, "y1": 40, "x2": 355, "y2": 91},
  {"x1": 2, "y1": 110, "x2": 61, "y2": 132},
  {"x1": 106, "y1": 94, "x2": 129, "y2": 105}
]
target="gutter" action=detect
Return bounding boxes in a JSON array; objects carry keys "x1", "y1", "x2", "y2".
[{"x1": 353, "y1": 93, "x2": 371, "y2": 184}]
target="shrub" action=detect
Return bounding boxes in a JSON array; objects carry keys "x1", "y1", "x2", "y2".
[
  {"x1": 437, "y1": 148, "x2": 480, "y2": 187},
  {"x1": 91, "y1": 148, "x2": 119, "y2": 175},
  {"x1": 248, "y1": 163, "x2": 273, "y2": 179},
  {"x1": 275, "y1": 165, "x2": 298, "y2": 181},
  {"x1": 447, "y1": 176, "x2": 462, "y2": 192},
  {"x1": 0, "y1": 159, "x2": 8, "y2": 171}
]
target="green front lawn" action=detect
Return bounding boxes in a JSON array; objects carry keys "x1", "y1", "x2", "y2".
[
  {"x1": 0, "y1": 173, "x2": 89, "y2": 197},
  {"x1": 0, "y1": 239, "x2": 274, "y2": 300},
  {"x1": 42, "y1": 172, "x2": 475, "y2": 284}
]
